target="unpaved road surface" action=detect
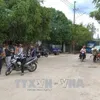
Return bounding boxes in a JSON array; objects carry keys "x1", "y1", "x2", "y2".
[{"x1": 0, "y1": 54, "x2": 100, "y2": 100}]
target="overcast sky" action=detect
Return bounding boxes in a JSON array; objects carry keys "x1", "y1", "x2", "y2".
[{"x1": 42, "y1": 0, "x2": 100, "y2": 38}]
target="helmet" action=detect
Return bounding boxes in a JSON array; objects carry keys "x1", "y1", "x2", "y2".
[
  {"x1": 94, "y1": 48, "x2": 97, "y2": 50},
  {"x1": 92, "y1": 47, "x2": 97, "y2": 51}
]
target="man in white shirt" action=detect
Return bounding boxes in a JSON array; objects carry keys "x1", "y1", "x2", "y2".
[
  {"x1": 18, "y1": 44, "x2": 25, "y2": 75},
  {"x1": 18, "y1": 44, "x2": 24, "y2": 56}
]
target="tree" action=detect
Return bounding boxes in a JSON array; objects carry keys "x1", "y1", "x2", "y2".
[
  {"x1": 0, "y1": 0, "x2": 11, "y2": 43},
  {"x1": 0, "y1": 0, "x2": 53, "y2": 43},
  {"x1": 90, "y1": 0, "x2": 100, "y2": 22},
  {"x1": 48, "y1": 8, "x2": 72, "y2": 45},
  {"x1": 87, "y1": 23, "x2": 96, "y2": 38},
  {"x1": 72, "y1": 24, "x2": 93, "y2": 48},
  {"x1": 38, "y1": 7, "x2": 51, "y2": 41}
]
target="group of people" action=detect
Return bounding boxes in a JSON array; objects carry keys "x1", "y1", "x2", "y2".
[
  {"x1": 79, "y1": 45, "x2": 100, "y2": 62},
  {"x1": 91, "y1": 47, "x2": 100, "y2": 62},
  {"x1": 0, "y1": 43, "x2": 37, "y2": 75}
]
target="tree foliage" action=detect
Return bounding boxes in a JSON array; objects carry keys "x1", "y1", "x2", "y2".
[
  {"x1": 90, "y1": 0, "x2": 100, "y2": 21},
  {"x1": 0, "y1": 0, "x2": 51, "y2": 43},
  {"x1": 48, "y1": 8, "x2": 72, "y2": 44},
  {"x1": 72, "y1": 24, "x2": 93, "y2": 46},
  {"x1": 0, "y1": 0, "x2": 93, "y2": 47}
]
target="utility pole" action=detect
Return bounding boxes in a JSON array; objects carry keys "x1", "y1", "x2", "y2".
[
  {"x1": 73, "y1": 1, "x2": 76, "y2": 25},
  {"x1": 72, "y1": 1, "x2": 76, "y2": 53}
]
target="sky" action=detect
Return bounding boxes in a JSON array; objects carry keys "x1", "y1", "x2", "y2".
[{"x1": 42, "y1": 0, "x2": 100, "y2": 38}]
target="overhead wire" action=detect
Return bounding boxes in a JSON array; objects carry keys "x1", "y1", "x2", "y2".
[
  {"x1": 61, "y1": 0, "x2": 74, "y2": 9},
  {"x1": 61, "y1": 0, "x2": 90, "y2": 19},
  {"x1": 61, "y1": 0, "x2": 82, "y2": 17}
]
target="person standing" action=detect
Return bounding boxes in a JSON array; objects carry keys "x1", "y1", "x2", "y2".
[
  {"x1": 0, "y1": 45, "x2": 3, "y2": 75},
  {"x1": 4, "y1": 44, "x2": 12, "y2": 71},
  {"x1": 30, "y1": 45, "x2": 37, "y2": 57},
  {"x1": 18, "y1": 44, "x2": 24, "y2": 56},
  {"x1": 15, "y1": 44, "x2": 19, "y2": 55},
  {"x1": 9, "y1": 44, "x2": 15, "y2": 58},
  {"x1": 18, "y1": 44, "x2": 25, "y2": 75}
]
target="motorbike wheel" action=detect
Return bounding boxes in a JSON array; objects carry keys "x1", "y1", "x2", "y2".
[
  {"x1": 37, "y1": 55, "x2": 41, "y2": 58},
  {"x1": 81, "y1": 56, "x2": 84, "y2": 62},
  {"x1": 28, "y1": 63, "x2": 37, "y2": 72},
  {"x1": 5, "y1": 67, "x2": 13, "y2": 76},
  {"x1": 93, "y1": 55, "x2": 96, "y2": 62},
  {"x1": 54, "y1": 52, "x2": 57, "y2": 55},
  {"x1": 45, "y1": 54, "x2": 48, "y2": 57}
]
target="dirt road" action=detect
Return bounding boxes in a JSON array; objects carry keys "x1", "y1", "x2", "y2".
[{"x1": 0, "y1": 54, "x2": 100, "y2": 100}]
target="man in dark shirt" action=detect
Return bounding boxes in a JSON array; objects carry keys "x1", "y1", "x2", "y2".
[
  {"x1": 9, "y1": 44, "x2": 15, "y2": 57},
  {"x1": 5, "y1": 45, "x2": 12, "y2": 70}
]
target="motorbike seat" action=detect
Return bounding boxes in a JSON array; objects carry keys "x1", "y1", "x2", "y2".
[{"x1": 26, "y1": 57, "x2": 35, "y2": 62}]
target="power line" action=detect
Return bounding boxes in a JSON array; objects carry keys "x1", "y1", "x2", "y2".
[
  {"x1": 75, "y1": 8, "x2": 90, "y2": 19},
  {"x1": 61, "y1": 0, "x2": 81, "y2": 19},
  {"x1": 61, "y1": 0, "x2": 81, "y2": 17},
  {"x1": 64, "y1": 0, "x2": 92, "y2": 11},
  {"x1": 76, "y1": 12, "x2": 88, "y2": 18},
  {"x1": 61, "y1": 0, "x2": 90, "y2": 17},
  {"x1": 76, "y1": 9, "x2": 89, "y2": 18},
  {"x1": 77, "y1": 9, "x2": 89, "y2": 14},
  {"x1": 64, "y1": 0, "x2": 74, "y2": 7},
  {"x1": 61, "y1": 0, "x2": 90, "y2": 19},
  {"x1": 61, "y1": 0, "x2": 82, "y2": 20},
  {"x1": 61, "y1": 0, "x2": 73, "y2": 9}
]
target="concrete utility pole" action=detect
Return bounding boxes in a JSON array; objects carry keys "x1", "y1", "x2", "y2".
[
  {"x1": 72, "y1": 1, "x2": 76, "y2": 53},
  {"x1": 73, "y1": 1, "x2": 76, "y2": 25}
]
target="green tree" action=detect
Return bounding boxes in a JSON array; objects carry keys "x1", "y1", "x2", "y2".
[
  {"x1": 49, "y1": 8, "x2": 72, "y2": 45},
  {"x1": 37, "y1": 7, "x2": 51, "y2": 41},
  {"x1": 87, "y1": 23, "x2": 96, "y2": 37},
  {"x1": 90, "y1": 0, "x2": 100, "y2": 21},
  {"x1": 72, "y1": 24, "x2": 93, "y2": 47},
  {"x1": 0, "y1": 0, "x2": 10, "y2": 43},
  {"x1": 0, "y1": 0, "x2": 51, "y2": 43}
]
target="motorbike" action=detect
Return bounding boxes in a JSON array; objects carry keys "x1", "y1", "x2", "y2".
[
  {"x1": 93, "y1": 55, "x2": 97, "y2": 62},
  {"x1": 41, "y1": 49, "x2": 48, "y2": 57},
  {"x1": 36, "y1": 51, "x2": 41, "y2": 58},
  {"x1": 93, "y1": 53, "x2": 100, "y2": 62},
  {"x1": 80, "y1": 52, "x2": 86, "y2": 62},
  {"x1": 37, "y1": 49, "x2": 48, "y2": 58},
  {"x1": 5, "y1": 55, "x2": 37, "y2": 76},
  {"x1": 52, "y1": 48, "x2": 61, "y2": 55}
]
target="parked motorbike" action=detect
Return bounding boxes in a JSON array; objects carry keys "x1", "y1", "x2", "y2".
[
  {"x1": 80, "y1": 52, "x2": 85, "y2": 62},
  {"x1": 52, "y1": 48, "x2": 61, "y2": 55},
  {"x1": 37, "y1": 49, "x2": 48, "y2": 58},
  {"x1": 41, "y1": 49, "x2": 48, "y2": 57},
  {"x1": 5, "y1": 55, "x2": 37, "y2": 76},
  {"x1": 36, "y1": 51, "x2": 41, "y2": 58}
]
